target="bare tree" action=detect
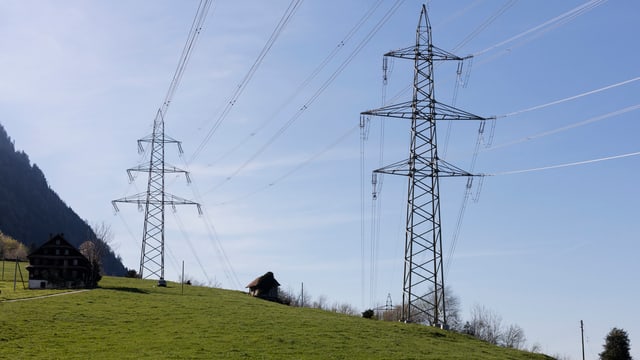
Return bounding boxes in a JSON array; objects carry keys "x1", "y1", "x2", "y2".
[
  {"x1": 411, "y1": 286, "x2": 463, "y2": 329},
  {"x1": 278, "y1": 286, "x2": 311, "y2": 307},
  {"x1": 330, "y1": 301, "x2": 359, "y2": 316},
  {"x1": 551, "y1": 354, "x2": 572, "y2": 360},
  {"x1": 529, "y1": 343, "x2": 542, "y2": 353},
  {"x1": 312, "y1": 295, "x2": 329, "y2": 310},
  {"x1": 79, "y1": 222, "x2": 117, "y2": 284},
  {"x1": 381, "y1": 304, "x2": 403, "y2": 322},
  {"x1": 468, "y1": 304, "x2": 503, "y2": 345},
  {"x1": 502, "y1": 323, "x2": 526, "y2": 349}
]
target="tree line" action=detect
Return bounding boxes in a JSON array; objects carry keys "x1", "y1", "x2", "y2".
[{"x1": 276, "y1": 285, "x2": 634, "y2": 359}]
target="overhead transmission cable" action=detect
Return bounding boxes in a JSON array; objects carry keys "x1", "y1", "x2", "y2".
[
  {"x1": 488, "y1": 103, "x2": 640, "y2": 152},
  {"x1": 443, "y1": 0, "x2": 617, "y2": 275},
  {"x1": 433, "y1": 0, "x2": 484, "y2": 29},
  {"x1": 189, "y1": 0, "x2": 304, "y2": 164},
  {"x1": 445, "y1": 79, "x2": 639, "y2": 274},
  {"x1": 384, "y1": 0, "x2": 607, "y2": 107},
  {"x1": 453, "y1": 0, "x2": 518, "y2": 52},
  {"x1": 163, "y1": 0, "x2": 302, "y2": 289},
  {"x1": 210, "y1": 124, "x2": 360, "y2": 207},
  {"x1": 472, "y1": 0, "x2": 607, "y2": 57},
  {"x1": 360, "y1": 116, "x2": 370, "y2": 309},
  {"x1": 176, "y1": 163, "x2": 242, "y2": 288},
  {"x1": 204, "y1": 0, "x2": 406, "y2": 196},
  {"x1": 482, "y1": 76, "x2": 640, "y2": 151},
  {"x1": 209, "y1": 0, "x2": 385, "y2": 167},
  {"x1": 495, "y1": 76, "x2": 640, "y2": 119},
  {"x1": 441, "y1": 0, "x2": 515, "y2": 158},
  {"x1": 488, "y1": 151, "x2": 640, "y2": 176}
]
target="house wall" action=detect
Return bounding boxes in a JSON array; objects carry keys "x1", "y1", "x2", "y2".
[{"x1": 29, "y1": 279, "x2": 48, "y2": 289}]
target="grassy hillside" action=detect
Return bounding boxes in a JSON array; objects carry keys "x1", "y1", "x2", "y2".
[{"x1": 0, "y1": 268, "x2": 553, "y2": 359}]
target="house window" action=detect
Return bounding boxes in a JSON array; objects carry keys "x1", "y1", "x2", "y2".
[
  {"x1": 55, "y1": 249, "x2": 60, "y2": 255},
  {"x1": 64, "y1": 249, "x2": 69, "y2": 255},
  {"x1": 73, "y1": 259, "x2": 78, "y2": 266}
]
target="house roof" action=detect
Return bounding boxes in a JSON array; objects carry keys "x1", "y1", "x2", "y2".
[
  {"x1": 28, "y1": 233, "x2": 88, "y2": 262},
  {"x1": 246, "y1": 271, "x2": 280, "y2": 289}
]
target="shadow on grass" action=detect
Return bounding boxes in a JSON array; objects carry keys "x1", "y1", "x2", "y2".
[{"x1": 101, "y1": 286, "x2": 150, "y2": 294}]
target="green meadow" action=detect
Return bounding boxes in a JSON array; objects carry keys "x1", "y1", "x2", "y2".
[{"x1": 0, "y1": 262, "x2": 553, "y2": 359}]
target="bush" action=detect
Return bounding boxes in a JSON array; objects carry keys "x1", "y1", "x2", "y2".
[{"x1": 362, "y1": 309, "x2": 375, "y2": 319}]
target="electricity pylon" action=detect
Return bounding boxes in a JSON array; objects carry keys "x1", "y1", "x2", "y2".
[
  {"x1": 112, "y1": 1, "x2": 210, "y2": 282},
  {"x1": 362, "y1": 5, "x2": 485, "y2": 326},
  {"x1": 112, "y1": 109, "x2": 201, "y2": 281}
]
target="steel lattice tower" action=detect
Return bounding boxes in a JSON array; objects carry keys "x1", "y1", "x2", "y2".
[
  {"x1": 112, "y1": 1, "x2": 210, "y2": 282},
  {"x1": 113, "y1": 109, "x2": 201, "y2": 280},
  {"x1": 362, "y1": 5, "x2": 485, "y2": 326}
]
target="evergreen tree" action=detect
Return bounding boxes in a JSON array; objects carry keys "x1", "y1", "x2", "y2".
[{"x1": 600, "y1": 327, "x2": 633, "y2": 360}]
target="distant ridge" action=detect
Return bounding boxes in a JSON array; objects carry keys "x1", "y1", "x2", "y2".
[{"x1": 0, "y1": 122, "x2": 126, "y2": 275}]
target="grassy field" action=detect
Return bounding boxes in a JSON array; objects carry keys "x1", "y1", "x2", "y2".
[
  {"x1": 0, "y1": 260, "x2": 73, "y2": 301},
  {"x1": 0, "y1": 271, "x2": 554, "y2": 359}
]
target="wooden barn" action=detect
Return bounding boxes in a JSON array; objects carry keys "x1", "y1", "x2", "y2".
[
  {"x1": 246, "y1": 271, "x2": 280, "y2": 302},
  {"x1": 26, "y1": 234, "x2": 97, "y2": 289}
]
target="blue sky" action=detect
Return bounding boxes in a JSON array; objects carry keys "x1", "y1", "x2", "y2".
[{"x1": 1, "y1": 1, "x2": 638, "y2": 358}]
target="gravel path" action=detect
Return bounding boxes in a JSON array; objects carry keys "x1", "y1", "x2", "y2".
[{"x1": 2, "y1": 289, "x2": 90, "y2": 303}]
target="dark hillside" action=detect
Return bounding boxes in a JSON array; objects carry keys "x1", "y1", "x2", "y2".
[{"x1": 0, "y1": 122, "x2": 125, "y2": 275}]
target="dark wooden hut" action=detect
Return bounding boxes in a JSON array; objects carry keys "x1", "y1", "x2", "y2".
[{"x1": 246, "y1": 271, "x2": 280, "y2": 301}]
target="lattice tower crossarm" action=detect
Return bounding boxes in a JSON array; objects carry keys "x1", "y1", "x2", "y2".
[
  {"x1": 112, "y1": 109, "x2": 201, "y2": 280},
  {"x1": 361, "y1": 5, "x2": 485, "y2": 326}
]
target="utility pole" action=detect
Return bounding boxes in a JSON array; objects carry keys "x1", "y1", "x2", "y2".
[
  {"x1": 362, "y1": 5, "x2": 486, "y2": 326},
  {"x1": 581, "y1": 320, "x2": 585, "y2": 360}
]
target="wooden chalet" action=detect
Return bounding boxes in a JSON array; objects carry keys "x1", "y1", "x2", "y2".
[
  {"x1": 246, "y1": 271, "x2": 280, "y2": 301},
  {"x1": 26, "y1": 234, "x2": 97, "y2": 289}
]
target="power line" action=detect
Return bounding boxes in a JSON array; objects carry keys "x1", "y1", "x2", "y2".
[
  {"x1": 452, "y1": 0, "x2": 518, "y2": 52},
  {"x1": 472, "y1": 0, "x2": 607, "y2": 57},
  {"x1": 203, "y1": 0, "x2": 406, "y2": 195},
  {"x1": 487, "y1": 104, "x2": 640, "y2": 152},
  {"x1": 171, "y1": 211, "x2": 212, "y2": 284},
  {"x1": 207, "y1": 0, "x2": 385, "y2": 168},
  {"x1": 443, "y1": 78, "x2": 639, "y2": 273},
  {"x1": 495, "y1": 76, "x2": 640, "y2": 119},
  {"x1": 210, "y1": 124, "x2": 359, "y2": 206},
  {"x1": 487, "y1": 150, "x2": 640, "y2": 176},
  {"x1": 189, "y1": 0, "x2": 304, "y2": 163}
]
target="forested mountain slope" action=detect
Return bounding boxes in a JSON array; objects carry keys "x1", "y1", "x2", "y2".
[{"x1": 0, "y1": 122, "x2": 125, "y2": 275}]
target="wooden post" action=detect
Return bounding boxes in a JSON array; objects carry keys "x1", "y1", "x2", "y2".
[
  {"x1": 181, "y1": 261, "x2": 184, "y2": 295},
  {"x1": 13, "y1": 259, "x2": 18, "y2": 291}
]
